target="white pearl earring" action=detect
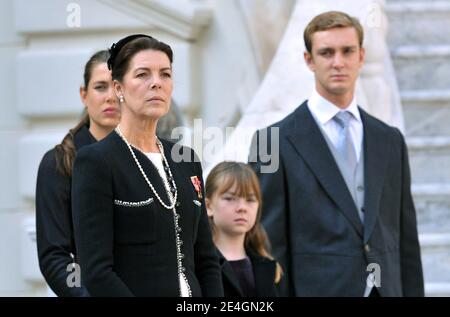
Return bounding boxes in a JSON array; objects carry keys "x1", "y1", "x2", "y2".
[{"x1": 119, "y1": 95, "x2": 124, "y2": 103}]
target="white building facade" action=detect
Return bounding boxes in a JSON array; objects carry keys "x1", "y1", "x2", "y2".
[{"x1": 0, "y1": 0, "x2": 448, "y2": 296}]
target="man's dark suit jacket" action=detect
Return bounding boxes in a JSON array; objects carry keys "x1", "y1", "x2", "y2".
[
  {"x1": 249, "y1": 101, "x2": 424, "y2": 297},
  {"x1": 72, "y1": 131, "x2": 223, "y2": 297}
]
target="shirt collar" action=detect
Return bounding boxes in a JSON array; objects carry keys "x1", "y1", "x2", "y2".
[{"x1": 308, "y1": 89, "x2": 361, "y2": 125}]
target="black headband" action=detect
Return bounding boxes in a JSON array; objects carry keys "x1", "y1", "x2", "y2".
[{"x1": 107, "y1": 34, "x2": 155, "y2": 70}]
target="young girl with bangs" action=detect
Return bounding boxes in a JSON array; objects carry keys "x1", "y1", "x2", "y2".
[{"x1": 206, "y1": 161, "x2": 282, "y2": 297}]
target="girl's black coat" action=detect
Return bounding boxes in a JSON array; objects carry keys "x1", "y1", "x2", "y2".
[{"x1": 217, "y1": 249, "x2": 279, "y2": 297}]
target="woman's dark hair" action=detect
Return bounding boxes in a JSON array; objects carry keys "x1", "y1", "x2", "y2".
[
  {"x1": 107, "y1": 34, "x2": 173, "y2": 82},
  {"x1": 54, "y1": 50, "x2": 110, "y2": 177}
]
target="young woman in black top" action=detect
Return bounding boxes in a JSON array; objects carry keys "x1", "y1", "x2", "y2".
[
  {"x1": 206, "y1": 161, "x2": 282, "y2": 297},
  {"x1": 36, "y1": 50, "x2": 120, "y2": 296},
  {"x1": 71, "y1": 34, "x2": 223, "y2": 297}
]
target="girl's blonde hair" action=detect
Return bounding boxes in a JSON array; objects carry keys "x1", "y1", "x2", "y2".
[{"x1": 206, "y1": 161, "x2": 282, "y2": 283}]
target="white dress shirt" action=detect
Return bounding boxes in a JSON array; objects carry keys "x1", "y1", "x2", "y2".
[{"x1": 307, "y1": 89, "x2": 363, "y2": 161}]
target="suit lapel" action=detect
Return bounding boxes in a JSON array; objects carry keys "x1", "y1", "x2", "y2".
[
  {"x1": 360, "y1": 109, "x2": 390, "y2": 243},
  {"x1": 217, "y1": 251, "x2": 244, "y2": 296},
  {"x1": 286, "y1": 102, "x2": 363, "y2": 238},
  {"x1": 250, "y1": 253, "x2": 276, "y2": 297},
  {"x1": 112, "y1": 131, "x2": 173, "y2": 206}
]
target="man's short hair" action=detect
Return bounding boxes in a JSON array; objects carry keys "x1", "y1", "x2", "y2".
[{"x1": 304, "y1": 11, "x2": 364, "y2": 54}]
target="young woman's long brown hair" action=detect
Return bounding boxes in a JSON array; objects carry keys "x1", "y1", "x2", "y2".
[
  {"x1": 54, "y1": 50, "x2": 110, "y2": 176},
  {"x1": 205, "y1": 161, "x2": 283, "y2": 283}
]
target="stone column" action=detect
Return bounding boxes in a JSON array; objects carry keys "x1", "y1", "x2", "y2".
[{"x1": 237, "y1": 0, "x2": 295, "y2": 76}]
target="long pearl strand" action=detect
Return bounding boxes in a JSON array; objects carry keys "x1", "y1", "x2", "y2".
[
  {"x1": 115, "y1": 125, "x2": 177, "y2": 210},
  {"x1": 114, "y1": 125, "x2": 192, "y2": 297}
]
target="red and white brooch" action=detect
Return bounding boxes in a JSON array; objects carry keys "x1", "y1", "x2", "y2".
[{"x1": 190, "y1": 176, "x2": 203, "y2": 199}]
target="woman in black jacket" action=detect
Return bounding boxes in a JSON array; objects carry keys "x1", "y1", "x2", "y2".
[
  {"x1": 36, "y1": 50, "x2": 120, "y2": 296},
  {"x1": 205, "y1": 162, "x2": 283, "y2": 297},
  {"x1": 71, "y1": 34, "x2": 223, "y2": 297}
]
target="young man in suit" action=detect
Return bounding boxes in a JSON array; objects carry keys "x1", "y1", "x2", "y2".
[{"x1": 249, "y1": 11, "x2": 424, "y2": 297}]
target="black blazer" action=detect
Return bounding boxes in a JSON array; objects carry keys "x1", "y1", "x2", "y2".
[
  {"x1": 36, "y1": 125, "x2": 94, "y2": 297},
  {"x1": 249, "y1": 101, "x2": 424, "y2": 297},
  {"x1": 72, "y1": 131, "x2": 223, "y2": 297},
  {"x1": 218, "y1": 249, "x2": 279, "y2": 297}
]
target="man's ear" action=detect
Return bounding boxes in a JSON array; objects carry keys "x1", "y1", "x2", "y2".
[
  {"x1": 359, "y1": 46, "x2": 366, "y2": 66},
  {"x1": 304, "y1": 51, "x2": 315, "y2": 72}
]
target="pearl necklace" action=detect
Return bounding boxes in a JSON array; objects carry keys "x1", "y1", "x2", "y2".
[
  {"x1": 114, "y1": 125, "x2": 192, "y2": 297},
  {"x1": 115, "y1": 125, "x2": 177, "y2": 210}
]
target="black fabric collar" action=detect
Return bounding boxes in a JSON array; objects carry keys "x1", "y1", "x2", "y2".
[{"x1": 74, "y1": 125, "x2": 97, "y2": 151}]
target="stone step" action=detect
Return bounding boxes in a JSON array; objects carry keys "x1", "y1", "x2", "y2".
[
  {"x1": 386, "y1": 0, "x2": 450, "y2": 297},
  {"x1": 419, "y1": 233, "x2": 450, "y2": 296},
  {"x1": 413, "y1": 183, "x2": 450, "y2": 234},
  {"x1": 386, "y1": 1, "x2": 450, "y2": 46},
  {"x1": 425, "y1": 283, "x2": 450, "y2": 297},
  {"x1": 402, "y1": 90, "x2": 450, "y2": 136},
  {"x1": 391, "y1": 45, "x2": 450, "y2": 91},
  {"x1": 388, "y1": 0, "x2": 450, "y2": 2},
  {"x1": 407, "y1": 137, "x2": 450, "y2": 184}
]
